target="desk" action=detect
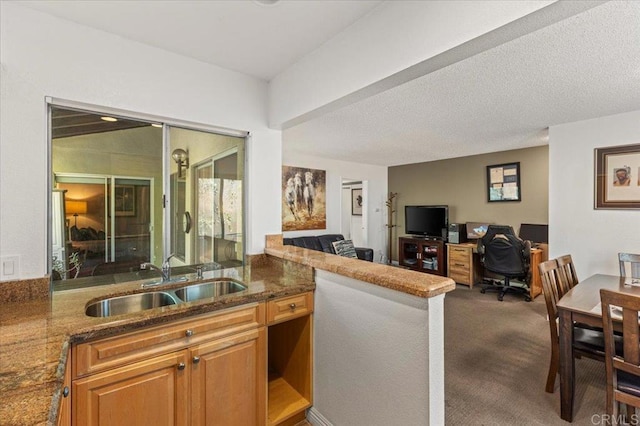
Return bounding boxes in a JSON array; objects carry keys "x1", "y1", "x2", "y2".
[
  {"x1": 556, "y1": 274, "x2": 636, "y2": 422},
  {"x1": 446, "y1": 242, "x2": 542, "y2": 298}
]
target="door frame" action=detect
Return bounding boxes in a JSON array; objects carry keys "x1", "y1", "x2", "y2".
[
  {"x1": 191, "y1": 147, "x2": 240, "y2": 266},
  {"x1": 340, "y1": 178, "x2": 368, "y2": 247},
  {"x1": 54, "y1": 173, "x2": 155, "y2": 265}
]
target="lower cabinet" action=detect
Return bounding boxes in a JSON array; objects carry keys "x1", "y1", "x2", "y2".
[
  {"x1": 73, "y1": 351, "x2": 190, "y2": 426},
  {"x1": 68, "y1": 293, "x2": 313, "y2": 426},
  {"x1": 191, "y1": 328, "x2": 266, "y2": 425},
  {"x1": 57, "y1": 347, "x2": 72, "y2": 426},
  {"x1": 267, "y1": 292, "x2": 314, "y2": 426},
  {"x1": 71, "y1": 303, "x2": 266, "y2": 426}
]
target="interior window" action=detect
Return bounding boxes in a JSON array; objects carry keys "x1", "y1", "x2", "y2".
[{"x1": 50, "y1": 105, "x2": 245, "y2": 290}]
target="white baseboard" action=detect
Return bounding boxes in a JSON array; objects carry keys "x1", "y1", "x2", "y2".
[{"x1": 307, "y1": 407, "x2": 333, "y2": 426}]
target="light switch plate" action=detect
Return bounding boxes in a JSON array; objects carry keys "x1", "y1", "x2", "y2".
[{"x1": 0, "y1": 255, "x2": 21, "y2": 281}]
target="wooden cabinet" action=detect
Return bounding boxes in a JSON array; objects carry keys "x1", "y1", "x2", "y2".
[
  {"x1": 69, "y1": 293, "x2": 315, "y2": 426},
  {"x1": 72, "y1": 303, "x2": 266, "y2": 426},
  {"x1": 73, "y1": 351, "x2": 189, "y2": 426},
  {"x1": 191, "y1": 328, "x2": 266, "y2": 426},
  {"x1": 529, "y1": 249, "x2": 543, "y2": 299},
  {"x1": 398, "y1": 236, "x2": 446, "y2": 276},
  {"x1": 267, "y1": 293, "x2": 314, "y2": 426},
  {"x1": 447, "y1": 243, "x2": 481, "y2": 288},
  {"x1": 57, "y1": 347, "x2": 72, "y2": 426}
]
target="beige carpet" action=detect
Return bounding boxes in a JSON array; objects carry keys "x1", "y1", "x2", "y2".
[{"x1": 445, "y1": 284, "x2": 606, "y2": 425}]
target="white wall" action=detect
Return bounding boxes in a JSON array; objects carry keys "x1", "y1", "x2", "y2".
[
  {"x1": 549, "y1": 110, "x2": 640, "y2": 278},
  {"x1": 0, "y1": 3, "x2": 281, "y2": 280},
  {"x1": 312, "y1": 270, "x2": 444, "y2": 425},
  {"x1": 282, "y1": 152, "x2": 388, "y2": 261}
]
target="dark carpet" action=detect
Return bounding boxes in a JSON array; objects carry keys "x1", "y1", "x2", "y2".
[{"x1": 445, "y1": 284, "x2": 606, "y2": 425}]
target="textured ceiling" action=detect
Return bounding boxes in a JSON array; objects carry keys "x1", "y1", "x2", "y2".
[
  {"x1": 283, "y1": 1, "x2": 640, "y2": 166},
  {"x1": 19, "y1": 0, "x2": 382, "y2": 80},
  {"x1": 18, "y1": 1, "x2": 640, "y2": 167}
]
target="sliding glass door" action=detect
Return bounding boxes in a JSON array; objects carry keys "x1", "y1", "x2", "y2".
[
  {"x1": 168, "y1": 126, "x2": 244, "y2": 269},
  {"x1": 53, "y1": 175, "x2": 153, "y2": 279}
]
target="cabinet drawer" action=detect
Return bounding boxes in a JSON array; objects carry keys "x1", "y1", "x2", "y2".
[
  {"x1": 449, "y1": 260, "x2": 470, "y2": 274},
  {"x1": 74, "y1": 302, "x2": 265, "y2": 378},
  {"x1": 448, "y1": 247, "x2": 470, "y2": 263},
  {"x1": 449, "y1": 270, "x2": 471, "y2": 285},
  {"x1": 267, "y1": 292, "x2": 313, "y2": 325}
]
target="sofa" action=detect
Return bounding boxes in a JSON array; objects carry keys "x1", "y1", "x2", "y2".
[{"x1": 283, "y1": 234, "x2": 374, "y2": 262}]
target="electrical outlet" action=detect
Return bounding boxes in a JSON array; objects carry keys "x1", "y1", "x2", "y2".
[{"x1": 0, "y1": 255, "x2": 21, "y2": 281}]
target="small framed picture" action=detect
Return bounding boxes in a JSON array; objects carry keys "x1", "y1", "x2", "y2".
[
  {"x1": 114, "y1": 185, "x2": 136, "y2": 216},
  {"x1": 595, "y1": 143, "x2": 640, "y2": 209},
  {"x1": 351, "y1": 188, "x2": 363, "y2": 215},
  {"x1": 486, "y1": 162, "x2": 521, "y2": 202}
]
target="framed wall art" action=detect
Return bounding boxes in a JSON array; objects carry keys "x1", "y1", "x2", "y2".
[
  {"x1": 351, "y1": 188, "x2": 363, "y2": 216},
  {"x1": 595, "y1": 143, "x2": 640, "y2": 209},
  {"x1": 114, "y1": 185, "x2": 136, "y2": 216},
  {"x1": 282, "y1": 165, "x2": 327, "y2": 231},
  {"x1": 486, "y1": 162, "x2": 521, "y2": 202}
]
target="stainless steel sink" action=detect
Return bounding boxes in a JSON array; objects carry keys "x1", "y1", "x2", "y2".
[
  {"x1": 141, "y1": 275, "x2": 188, "y2": 288},
  {"x1": 85, "y1": 291, "x2": 178, "y2": 317},
  {"x1": 174, "y1": 280, "x2": 247, "y2": 302}
]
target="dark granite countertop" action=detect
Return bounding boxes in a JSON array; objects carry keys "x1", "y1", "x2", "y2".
[{"x1": 0, "y1": 255, "x2": 314, "y2": 426}]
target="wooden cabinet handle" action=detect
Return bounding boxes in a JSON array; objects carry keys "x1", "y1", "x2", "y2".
[
  {"x1": 289, "y1": 303, "x2": 296, "y2": 311},
  {"x1": 455, "y1": 263, "x2": 465, "y2": 267}
]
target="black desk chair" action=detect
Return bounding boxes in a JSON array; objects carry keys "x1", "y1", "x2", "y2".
[{"x1": 477, "y1": 225, "x2": 531, "y2": 302}]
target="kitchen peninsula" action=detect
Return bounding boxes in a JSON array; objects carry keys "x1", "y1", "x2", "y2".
[
  {"x1": 0, "y1": 237, "x2": 454, "y2": 425},
  {"x1": 265, "y1": 234, "x2": 455, "y2": 425}
]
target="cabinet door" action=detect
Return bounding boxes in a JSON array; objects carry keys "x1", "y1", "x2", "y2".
[
  {"x1": 57, "y1": 348, "x2": 72, "y2": 426},
  {"x1": 399, "y1": 238, "x2": 419, "y2": 269},
  {"x1": 190, "y1": 327, "x2": 266, "y2": 426},
  {"x1": 73, "y1": 351, "x2": 189, "y2": 426}
]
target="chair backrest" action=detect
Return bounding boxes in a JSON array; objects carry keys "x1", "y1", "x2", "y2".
[
  {"x1": 619, "y1": 253, "x2": 640, "y2": 278},
  {"x1": 557, "y1": 254, "x2": 579, "y2": 290},
  {"x1": 600, "y1": 289, "x2": 640, "y2": 414},
  {"x1": 539, "y1": 259, "x2": 564, "y2": 342},
  {"x1": 479, "y1": 225, "x2": 530, "y2": 278}
]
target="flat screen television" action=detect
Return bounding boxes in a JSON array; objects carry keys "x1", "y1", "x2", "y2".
[{"x1": 405, "y1": 205, "x2": 448, "y2": 237}]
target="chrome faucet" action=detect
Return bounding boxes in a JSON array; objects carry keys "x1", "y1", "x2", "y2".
[{"x1": 140, "y1": 254, "x2": 175, "y2": 285}]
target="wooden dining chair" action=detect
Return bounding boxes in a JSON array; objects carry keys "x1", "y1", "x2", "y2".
[
  {"x1": 600, "y1": 289, "x2": 640, "y2": 420},
  {"x1": 557, "y1": 254, "x2": 579, "y2": 290},
  {"x1": 619, "y1": 253, "x2": 640, "y2": 279},
  {"x1": 539, "y1": 259, "x2": 609, "y2": 393}
]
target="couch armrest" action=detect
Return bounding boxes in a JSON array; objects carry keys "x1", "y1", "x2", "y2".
[{"x1": 355, "y1": 247, "x2": 374, "y2": 262}]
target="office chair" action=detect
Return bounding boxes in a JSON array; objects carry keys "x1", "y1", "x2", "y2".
[{"x1": 477, "y1": 225, "x2": 531, "y2": 301}]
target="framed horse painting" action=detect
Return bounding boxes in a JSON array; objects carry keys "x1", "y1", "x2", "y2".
[{"x1": 282, "y1": 166, "x2": 327, "y2": 231}]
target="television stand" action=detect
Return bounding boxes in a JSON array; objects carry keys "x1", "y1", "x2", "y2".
[{"x1": 398, "y1": 236, "x2": 447, "y2": 276}]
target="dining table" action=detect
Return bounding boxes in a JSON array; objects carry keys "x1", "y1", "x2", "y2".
[{"x1": 557, "y1": 273, "x2": 640, "y2": 422}]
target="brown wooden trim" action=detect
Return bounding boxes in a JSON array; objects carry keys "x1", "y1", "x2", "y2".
[{"x1": 594, "y1": 143, "x2": 640, "y2": 209}]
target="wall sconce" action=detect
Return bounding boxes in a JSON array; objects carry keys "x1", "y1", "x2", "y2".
[
  {"x1": 172, "y1": 148, "x2": 189, "y2": 178},
  {"x1": 65, "y1": 200, "x2": 87, "y2": 227}
]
